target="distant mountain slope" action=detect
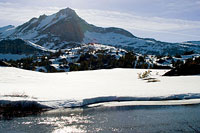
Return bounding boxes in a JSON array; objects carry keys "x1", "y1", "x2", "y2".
[
  {"x1": 0, "y1": 39, "x2": 47, "y2": 55},
  {"x1": 184, "y1": 41, "x2": 200, "y2": 45},
  {"x1": 0, "y1": 25, "x2": 15, "y2": 33},
  {"x1": 0, "y1": 8, "x2": 200, "y2": 55}
]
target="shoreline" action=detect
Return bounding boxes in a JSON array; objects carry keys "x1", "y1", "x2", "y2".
[
  {"x1": 1, "y1": 99, "x2": 200, "y2": 120},
  {"x1": 0, "y1": 105, "x2": 49, "y2": 120}
]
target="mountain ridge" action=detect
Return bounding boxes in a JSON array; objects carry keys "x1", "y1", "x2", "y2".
[{"x1": 0, "y1": 7, "x2": 200, "y2": 55}]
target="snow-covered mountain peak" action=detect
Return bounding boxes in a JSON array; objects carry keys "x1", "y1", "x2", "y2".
[
  {"x1": 11, "y1": 8, "x2": 81, "y2": 33},
  {"x1": 0, "y1": 8, "x2": 200, "y2": 55},
  {"x1": 57, "y1": 7, "x2": 77, "y2": 17},
  {"x1": 29, "y1": 8, "x2": 78, "y2": 29}
]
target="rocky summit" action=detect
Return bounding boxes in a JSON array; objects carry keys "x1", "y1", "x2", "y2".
[{"x1": 0, "y1": 8, "x2": 200, "y2": 55}]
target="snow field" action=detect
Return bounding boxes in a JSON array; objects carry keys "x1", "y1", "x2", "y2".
[{"x1": 0, "y1": 67, "x2": 200, "y2": 108}]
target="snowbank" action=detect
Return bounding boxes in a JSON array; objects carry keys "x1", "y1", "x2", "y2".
[{"x1": 0, "y1": 67, "x2": 200, "y2": 109}]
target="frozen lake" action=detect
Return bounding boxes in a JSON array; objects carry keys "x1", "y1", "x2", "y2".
[{"x1": 1, "y1": 104, "x2": 200, "y2": 133}]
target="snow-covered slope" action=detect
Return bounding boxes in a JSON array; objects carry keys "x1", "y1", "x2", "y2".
[
  {"x1": 183, "y1": 41, "x2": 200, "y2": 45},
  {"x1": 0, "y1": 67, "x2": 200, "y2": 109},
  {"x1": 0, "y1": 8, "x2": 200, "y2": 55},
  {"x1": 25, "y1": 40, "x2": 54, "y2": 52},
  {"x1": 0, "y1": 25, "x2": 15, "y2": 33},
  {"x1": 84, "y1": 31, "x2": 200, "y2": 55},
  {"x1": 48, "y1": 43, "x2": 200, "y2": 72},
  {"x1": 0, "y1": 25, "x2": 15, "y2": 39}
]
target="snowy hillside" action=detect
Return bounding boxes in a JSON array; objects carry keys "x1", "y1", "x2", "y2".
[
  {"x1": 2, "y1": 42, "x2": 199, "y2": 72},
  {"x1": 0, "y1": 25, "x2": 15, "y2": 33},
  {"x1": 49, "y1": 43, "x2": 200, "y2": 71},
  {"x1": 183, "y1": 41, "x2": 200, "y2": 45},
  {"x1": 0, "y1": 8, "x2": 200, "y2": 55},
  {"x1": 49, "y1": 43, "x2": 126, "y2": 71},
  {"x1": 84, "y1": 31, "x2": 200, "y2": 55},
  {"x1": 0, "y1": 67, "x2": 200, "y2": 109}
]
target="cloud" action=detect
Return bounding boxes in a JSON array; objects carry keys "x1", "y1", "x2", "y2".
[
  {"x1": 0, "y1": 2, "x2": 63, "y2": 25},
  {"x1": 76, "y1": 9, "x2": 200, "y2": 42},
  {"x1": 76, "y1": 9, "x2": 200, "y2": 32}
]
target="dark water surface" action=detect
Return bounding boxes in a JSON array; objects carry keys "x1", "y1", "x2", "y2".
[{"x1": 0, "y1": 104, "x2": 200, "y2": 133}]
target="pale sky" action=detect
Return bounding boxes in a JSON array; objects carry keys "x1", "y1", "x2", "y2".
[{"x1": 0, "y1": 0, "x2": 200, "y2": 42}]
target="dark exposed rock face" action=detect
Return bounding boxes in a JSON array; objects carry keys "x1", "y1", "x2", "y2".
[
  {"x1": 38, "y1": 8, "x2": 86, "y2": 43},
  {"x1": 12, "y1": 8, "x2": 86, "y2": 43},
  {"x1": 42, "y1": 16, "x2": 84, "y2": 42}
]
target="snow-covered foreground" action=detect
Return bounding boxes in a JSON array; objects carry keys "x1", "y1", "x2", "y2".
[{"x1": 0, "y1": 67, "x2": 200, "y2": 109}]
